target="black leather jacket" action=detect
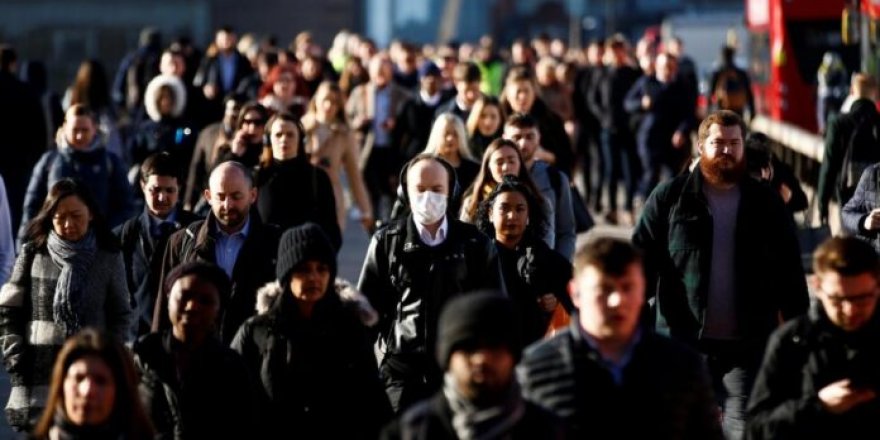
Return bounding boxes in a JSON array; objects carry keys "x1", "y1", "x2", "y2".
[{"x1": 358, "y1": 216, "x2": 505, "y2": 362}]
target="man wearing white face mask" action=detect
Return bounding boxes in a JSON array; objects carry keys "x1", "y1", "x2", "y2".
[{"x1": 359, "y1": 154, "x2": 506, "y2": 415}]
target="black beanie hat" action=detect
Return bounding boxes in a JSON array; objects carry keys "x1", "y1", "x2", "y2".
[
  {"x1": 276, "y1": 223, "x2": 337, "y2": 284},
  {"x1": 436, "y1": 291, "x2": 520, "y2": 369}
]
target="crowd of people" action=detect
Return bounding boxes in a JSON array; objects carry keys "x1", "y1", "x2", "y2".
[{"x1": 0, "y1": 24, "x2": 877, "y2": 440}]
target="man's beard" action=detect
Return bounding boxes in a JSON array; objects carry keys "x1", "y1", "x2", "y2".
[{"x1": 700, "y1": 153, "x2": 745, "y2": 186}]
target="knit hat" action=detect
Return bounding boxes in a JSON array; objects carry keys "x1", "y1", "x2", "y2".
[
  {"x1": 275, "y1": 223, "x2": 337, "y2": 285},
  {"x1": 436, "y1": 291, "x2": 520, "y2": 369},
  {"x1": 418, "y1": 60, "x2": 441, "y2": 79}
]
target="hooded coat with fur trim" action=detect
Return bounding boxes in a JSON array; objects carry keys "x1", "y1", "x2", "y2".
[
  {"x1": 231, "y1": 280, "x2": 391, "y2": 439},
  {"x1": 129, "y1": 74, "x2": 195, "y2": 173}
]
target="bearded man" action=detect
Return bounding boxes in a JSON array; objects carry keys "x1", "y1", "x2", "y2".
[{"x1": 632, "y1": 110, "x2": 809, "y2": 440}]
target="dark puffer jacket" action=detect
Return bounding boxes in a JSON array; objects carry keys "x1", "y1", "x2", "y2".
[
  {"x1": 518, "y1": 319, "x2": 723, "y2": 439},
  {"x1": 231, "y1": 281, "x2": 392, "y2": 439},
  {"x1": 745, "y1": 302, "x2": 880, "y2": 440}
]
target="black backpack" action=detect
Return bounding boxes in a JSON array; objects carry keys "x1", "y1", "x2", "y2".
[{"x1": 839, "y1": 112, "x2": 880, "y2": 202}]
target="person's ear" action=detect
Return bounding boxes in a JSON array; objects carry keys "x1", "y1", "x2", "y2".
[
  {"x1": 568, "y1": 280, "x2": 580, "y2": 310},
  {"x1": 249, "y1": 187, "x2": 258, "y2": 204},
  {"x1": 203, "y1": 189, "x2": 211, "y2": 203}
]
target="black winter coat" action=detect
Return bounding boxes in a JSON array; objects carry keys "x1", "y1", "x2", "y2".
[
  {"x1": 358, "y1": 217, "x2": 505, "y2": 367},
  {"x1": 154, "y1": 212, "x2": 280, "y2": 344},
  {"x1": 133, "y1": 331, "x2": 256, "y2": 440},
  {"x1": 231, "y1": 287, "x2": 392, "y2": 439},
  {"x1": 381, "y1": 391, "x2": 565, "y2": 440},
  {"x1": 496, "y1": 237, "x2": 573, "y2": 346},
  {"x1": 393, "y1": 94, "x2": 446, "y2": 161},
  {"x1": 745, "y1": 303, "x2": 880, "y2": 440},
  {"x1": 518, "y1": 320, "x2": 723, "y2": 439},
  {"x1": 255, "y1": 158, "x2": 341, "y2": 250}
]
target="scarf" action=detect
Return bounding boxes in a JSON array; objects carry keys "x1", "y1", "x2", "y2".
[
  {"x1": 442, "y1": 372, "x2": 526, "y2": 440},
  {"x1": 47, "y1": 229, "x2": 97, "y2": 337},
  {"x1": 49, "y1": 406, "x2": 122, "y2": 440}
]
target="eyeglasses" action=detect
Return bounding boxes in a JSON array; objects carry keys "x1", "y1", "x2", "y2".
[{"x1": 815, "y1": 286, "x2": 880, "y2": 306}]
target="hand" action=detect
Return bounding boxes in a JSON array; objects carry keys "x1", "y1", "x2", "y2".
[
  {"x1": 538, "y1": 294, "x2": 558, "y2": 313},
  {"x1": 641, "y1": 95, "x2": 652, "y2": 110},
  {"x1": 231, "y1": 129, "x2": 250, "y2": 156},
  {"x1": 203, "y1": 84, "x2": 217, "y2": 100},
  {"x1": 818, "y1": 379, "x2": 877, "y2": 414},
  {"x1": 672, "y1": 131, "x2": 686, "y2": 149},
  {"x1": 360, "y1": 213, "x2": 375, "y2": 234},
  {"x1": 534, "y1": 147, "x2": 557, "y2": 164},
  {"x1": 864, "y1": 209, "x2": 880, "y2": 231},
  {"x1": 779, "y1": 183, "x2": 792, "y2": 203},
  {"x1": 381, "y1": 118, "x2": 395, "y2": 131}
]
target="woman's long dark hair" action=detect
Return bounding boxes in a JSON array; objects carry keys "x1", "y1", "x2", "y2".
[
  {"x1": 32, "y1": 329, "x2": 154, "y2": 440},
  {"x1": 462, "y1": 138, "x2": 541, "y2": 221},
  {"x1": 475, "y1": 175, "x2": 548, "y2": 244},
  {"x1": 25, "y1": 178, "x2": 119, "y2": 251},
  {"x1": 68, "y1": 59, "x2": 112, "y2": 113}
]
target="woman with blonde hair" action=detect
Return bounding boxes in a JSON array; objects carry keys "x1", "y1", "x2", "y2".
[
  {"x1": 302, "y1": 81, "x2": 373, "y2": 232},
  {"x1": 424, "y1": 113, "x2": 480, "y2": 195},
  {"x1": 32, "y1": 328, "x2": 153, "y2": 440}
]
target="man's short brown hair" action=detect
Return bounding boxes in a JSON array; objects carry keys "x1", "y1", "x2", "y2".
[
  {"x1": 573, "y1": 238, "x2": 642, "y2": 277},
  {"x1": 453, "y1": 62, "x2": 481, "y2": 83},
  {"x1": 697, "y1": 110, "x2": 747, "y2": 146},
  {"x1": 814, "y1": 236, "x2": 880, "y2": 278}
]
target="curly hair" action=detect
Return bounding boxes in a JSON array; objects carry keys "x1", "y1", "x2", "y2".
[{"x1": 475, "y1": 175, "x2": 548, "y2": 244}]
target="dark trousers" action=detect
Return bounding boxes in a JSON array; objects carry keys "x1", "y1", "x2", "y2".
[
  {"x1": 701, "y1": 340, "x2": 762, "y2": 440},
  {"x1": 380, "y1": 353, "x2": 441, "y2": 414},
  {"x1": 637, "y1": 142, "x2": 689, "y2": 200},
  {"x1": 364, "y1": 146, "x2": 402, "y2": 222},
  {"x1": 601, "y1": 128, "x2": 638, "y2": 211}
]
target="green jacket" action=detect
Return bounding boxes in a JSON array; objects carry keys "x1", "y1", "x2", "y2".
[{"x1": 632, "y1": 168, "x2": 809, "y2": 346}]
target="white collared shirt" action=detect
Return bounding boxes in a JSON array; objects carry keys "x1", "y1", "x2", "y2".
[
  {"x1": 414, "y1": 216, "x2": 448, "y2": 247},
  {"x1": 420, "y1": 91, "x2": 442, "y2": 107}
]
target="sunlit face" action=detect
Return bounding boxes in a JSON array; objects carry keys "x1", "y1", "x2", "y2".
[
  {"x1": 488, "y1": 146, "x2": 521, "y2": 183},
  {"x1": 813, "y1": 271, "x2": 880, "y2": 332},
  {"x1": 449, "y1": 346, "x2": 515, "y2": 404},
  {"x1": 316, "y1": 88, "x2": 340, "y2": 119},
  {"x1": 141, "y1": 174, "x2": 179, "y2": 219},
  {"x1": 699, "y1": 123, "x2": 745, "y2": 184},
  {"x1": 477, "y1": 105, "x2": 501, "y2": 136},
  {"x1": 457, "y1": 81, "x2": 482, "y2": 108},
  {"x1": 215, "y1": 30, "x2": 236, "y2": 52},
  {"x1": 438, "y1": 122, "x2": 460, "y2": 159},
  {"x1": 655, "y1": 54, "x2": 678, "y2": 84},
  {"x1": 272, "y1": 72, "x2": 296, "y2": 99},
  {"x1": 503, "y1": 125, "x2": 540, "y2": 163},
  {"x1": 505, "y1": 79, "x2": 535, "y2": 113},
  {"x1": 203, "y1": 165, "x2": 257, "y2": 232},
  {"x1": 301, "y1": 58, "x2": 321, "y2": 80},
  {"x1": 270, "y1": 119, "x2": 300, "y2": 160},
  {"x1": 52, "y1": 195, "x2": 92, "y2": 242},
  {"x1": 160, "y1": 53, "x2": 186, "y2": 77},
  {"x1": 222, "y1": 100, "x2": 242, "y2": 129},
  {"x1": 407, "y1": 159, "x2": 449, "y2": 200},
  {"x1": 289, "y1": 260, "x2": 332, "y2": 304},
  {"x1": 63, "y1": 355, "x2": 116, "y2": 427},
  {"x1": 168, "y1": 274, "x2": 221, "y2": 343},
  {"x1": 239, "y1": 110, "x2": 266, "y2": 141},
  {"x1": 64, "y1": 115, "x2": 96, "y2": 150},
  {"x1": 489, "y1": 191, "x2": 528, "y2": 245},
  {"x1": 572, "y1": 263, "x2": 645, "y2": 343}
]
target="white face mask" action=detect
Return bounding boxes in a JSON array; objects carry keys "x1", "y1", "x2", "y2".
[{"x1": 411, "y1": 191, "x2": 447, "y2": 225}]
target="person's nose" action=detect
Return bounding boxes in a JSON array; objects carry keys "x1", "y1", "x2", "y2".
[{"x1": 78, "y1": 378, "x2": 97, "y2": 398}]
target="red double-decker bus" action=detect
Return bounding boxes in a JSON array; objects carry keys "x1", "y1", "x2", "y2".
[{"x1": 746, "y1": 0, "x2": 860, "y2": 133}]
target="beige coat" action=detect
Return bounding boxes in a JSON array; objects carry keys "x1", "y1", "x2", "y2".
[{"x1": 303, "y1": 114, "x2": 373, "y2": 229}]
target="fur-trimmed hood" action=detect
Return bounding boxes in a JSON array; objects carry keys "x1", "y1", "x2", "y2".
[
  {"x1": 144, "y1": 74, "x2": 187, "y2": 122},
  {"x1": 255, "y1": 278, "x2": 379, "y2": 327}
]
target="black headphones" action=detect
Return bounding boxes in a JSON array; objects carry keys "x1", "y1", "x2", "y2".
[{"x1": 397, "y1": 154, "x2": 462, "y2": 208}]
